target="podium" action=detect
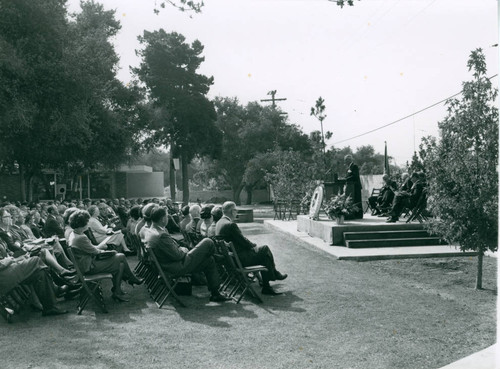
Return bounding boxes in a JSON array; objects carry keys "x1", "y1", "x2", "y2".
[{"x1": 324, "y1": 180, "x2": 355, "y2": 201}]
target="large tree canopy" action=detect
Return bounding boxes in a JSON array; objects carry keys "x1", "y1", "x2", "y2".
[
  {"x1": 0, "y1": 0, "x2": 141, "y2": 200},
  {"x1": 133, "y1": 30, "x2": 221, "y2": 203},
  {"x1": 208, "y1": 97, "x2": 311, "y2": 204}
]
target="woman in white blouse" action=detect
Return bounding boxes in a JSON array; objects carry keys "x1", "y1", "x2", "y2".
[{"x1": 87, "y1": 205, "x2": 132, "y2": 254}]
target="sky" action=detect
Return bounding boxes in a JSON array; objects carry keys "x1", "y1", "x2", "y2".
[{"x1": 68, "y1": 0, "x2": 499, "y2": 166}]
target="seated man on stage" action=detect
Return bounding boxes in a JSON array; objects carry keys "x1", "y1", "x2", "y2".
[
  {"x1": 146, "y1": 208, "x2": 230, "y2": 303},
  {"x1": 386, "y1": 172, "x2": 424, "y2": 223},
  {"x1": 368, "y1": 174, "x2": 398, "y2": 216},
  {"x1": 216, "y1": 201, "x2": 287, "y2": 296}
]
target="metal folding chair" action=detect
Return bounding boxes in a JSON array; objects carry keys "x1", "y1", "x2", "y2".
[
  {"x1": 66, "y1": 247, "x2": 113, "y2": 315},
  {"x1": 0, "y1": 285, "x2": 31, "y2": 323},
  {"x1": 145, "y1": 245, "x2": 187, "y2": 308},
  {"x1": 222, "y1": 241, "x2": 267, "y2": 304}
]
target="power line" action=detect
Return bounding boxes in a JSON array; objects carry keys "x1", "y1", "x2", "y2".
[{"x1": 333, "y1": 73, "x2": 498, "y2": 145}]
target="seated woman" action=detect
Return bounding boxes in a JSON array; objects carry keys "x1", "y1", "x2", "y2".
[
  {"x1": 199, "y1": 204, "x2": 215, "y2": 237},
  {"x1": 26, "y1": 211, "x2": 42, "y2": 239},
  {"x1": 178, "y1": 205, "x2": 191, "y2": 232},
  {"x1": 0, "y1": 239, "x2": 68, "y2": 316},
  {"x1": 87, "y1": 205, "x2": 132, "y2": 254},
  {"x1": 207, "y1": 206, "x2": 223, "y2": 238},
  {"x1": 126, "y1": 206, "x2": 141, "y2": 236},
  {"x1": 0, "y1": 207, "x2": 76, "y2": 284},
  {"x1": 63, "y1": 207, "x2": 79, "y2": 240},
  {"x1": 68, "y1": 210, "x2": 143, "y2": 301}
]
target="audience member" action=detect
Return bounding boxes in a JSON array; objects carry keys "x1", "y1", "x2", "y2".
[
  {"x1": 146, "y1": 207, "x2": 230, "y2": 303},
  {"x1": 216, "y1": 201, "x2": 287, "y2": 295},
  {"x1": 68, "y1": 210, "x2": 143, "y2": 302},
  {"x1": 87, "y1": 205, "x2": 132, "y2": 254},
  {"x1": 179, "y1": 206, "x2": 191, "y2": 232},
  {"x1": 207, "y1": 206, "x2": 222, "y2": 238},
  {"x1": 386, "y1": 172, "x2": 424, "y2": 223}
]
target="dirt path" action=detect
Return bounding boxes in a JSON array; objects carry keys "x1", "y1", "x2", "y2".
[{"x1": 1, "y1": 223, "x2": 496, "y2": 369}]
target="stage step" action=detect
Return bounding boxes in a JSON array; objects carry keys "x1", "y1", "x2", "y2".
[
  {"x1": 345, "y1": 237, "x2": 444, "y2": 248},
  {"x1": 344, "y1": 230, "x2": 431, "y2": 241}
]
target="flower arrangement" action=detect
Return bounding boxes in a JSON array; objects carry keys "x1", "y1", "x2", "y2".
[{"x1": 324, "y1": 193, "x2": 360, "y2": 220}]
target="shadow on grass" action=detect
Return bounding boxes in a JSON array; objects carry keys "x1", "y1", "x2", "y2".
[
  {"x1": 175, "y1": 294, "x2": 259, "y2": 327},
  {"x1": 257, "y1": 289, "x2": 306, "y2": 314}
]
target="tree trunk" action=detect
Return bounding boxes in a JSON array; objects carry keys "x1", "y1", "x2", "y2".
[
  {"x1": 19, "y1": 164, "x2": 26, "y2": 202},
  {"x1": 181, "y1": 153, "x2": 189, "y2": 205},
  {"x1": 169, "y1": 156, "x2": 176, "y2": 201},
  {"x1": 475, "y1": 250, "x2": 483, "y2": 290},
  {"x1": 245, "y1": 187, "x2": 253, "y2": 205},
  {"x1": 232, "y1": 184, "x2": 244, "y2": 205}
]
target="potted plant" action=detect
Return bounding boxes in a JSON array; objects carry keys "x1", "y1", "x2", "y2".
[{"x1": 324, "y1": 193, "x2": 360, "y2": 224}]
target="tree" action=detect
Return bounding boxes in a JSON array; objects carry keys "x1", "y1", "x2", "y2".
[
  {"x1": 153, "y1": 0, "x2": 204, "y2": 15},
  {"x1": 333, "y1": 0, "x2": 361, "y2": 8},
  {"x1": 209, "y1": 97, "x2": 311, "y2": 204},
  {"x1": 264, "y1": 149, "x2": 318, "y2": 203},
  {"x1": 310, "y1": 97, "x2": 328, "y2": 165},
  {"x1": 133, "y1": 30, "x2": 221, "y2": 204},
  {"x1": 422, "y1": 49, "x2": 498, "y2": 289},
  {"x1": 0, "y1": 0, "x2": 139, "y2": 200}
]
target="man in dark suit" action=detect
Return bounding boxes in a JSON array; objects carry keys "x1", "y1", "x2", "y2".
[
  {"x1": 43, "y1": 205, "x2": 65, "y2": 238},
  {"x1": 344, "y1": 155, "x2": 363, "y2": 219},
  {"x1": 146, "y1": 207, "x2": 229, "y2": 303},
  {"x1": 216, "y1": 201, "x2": 287, "y2": 296},
  {"x1": 399, "y1": 173, "x2": 413, "y2": 192},
  {"x1": 368, "y1": 174, "x2": 398, "y2": 215},
  {"x1": 387, "y1": 172, "x2": 424, "y2": 222}
]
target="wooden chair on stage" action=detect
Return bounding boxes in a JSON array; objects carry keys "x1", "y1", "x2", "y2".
[
  {"x1": 365, "y1": 188, "x2": 381, "y2": 214},
  {"x1": 406, "y1": 189, "x2": 429, "y2": 223},
  {"x1": 66, "y1": 247, "x2": 113, "y2": 315}
]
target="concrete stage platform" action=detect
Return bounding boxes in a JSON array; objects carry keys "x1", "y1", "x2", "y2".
[
  {"x1": 265, "y1": 217, "x2": 478, "y2": 261},
  {"x1": 298, "y1": 214, "x2": 430, "y2": 245}
]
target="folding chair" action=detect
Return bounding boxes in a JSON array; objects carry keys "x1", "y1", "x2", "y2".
[
  {"x1": 273, "y1": 200, "x2": 286, "y2": 220},
  {"x1": 66, "y1": 247, "x2": 113, "y2": 315},
  {"x1": 0, "y1": 285, "x2": 31, "y2": 323},
  {"x1": 223, "y1": 242, "x2": 267, "y2": 304},
  {"x1": 145, "y1": 245, "x2": 187, "y2": 308},
  {"x1": 181, "y1": 230, "x2": 195, "y2": 250},
  {"x1": 130, "y1": 234, "x2": 148, "y2": 277},
  {"x1": 406, "y1": 189, "x2": 429, "y2": 223},
  {"x1": 365, "y1": 188, "x2": 381, "y2": 214}
]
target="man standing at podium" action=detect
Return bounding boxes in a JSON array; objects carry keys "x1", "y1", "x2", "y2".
[{"x1": 344, "y1": 154, "x2": 363, "y2": 219}]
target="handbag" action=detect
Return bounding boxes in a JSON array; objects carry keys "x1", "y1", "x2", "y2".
[
  {"x1": 95, "y1": 250, "x2": 116, "y2": 260},
  {"x1": 173, "y1": 276, "x2": 192, "y2": 296}
]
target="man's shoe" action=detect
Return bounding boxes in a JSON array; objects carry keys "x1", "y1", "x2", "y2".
[
  {"x1": 261, "y1": 286, "x2": 283, "y2": 296},
  {"x1": 64, "y1": 287, "x2": 82, "y2": 301},
  {"x1": 55, "y1": 285, "x2": 70, "y2": 298},
  {"x1": 275, "y1": 271, "x2": 288, "y2": 281},
  {"x1": 386, "y1": 217, "x2": 397, "y2": 223},
  {"x1": 209, "y1": 293, "x2": 231, "y2": 302},
  {"x1": 42, "y1": 307, "x2": 69, "y2": 316}
]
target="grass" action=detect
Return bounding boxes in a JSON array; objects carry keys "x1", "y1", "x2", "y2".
[{"x1": 1, "y1": 223, "x2": 496, "y2": 369}]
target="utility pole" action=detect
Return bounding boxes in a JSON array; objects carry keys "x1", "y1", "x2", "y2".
[
  {"x1": 261, "y1": 90, "x2": 288, "y2": 145},
  {"x1": 260, "y1": 90, "x2": 287, "y2": 109}
]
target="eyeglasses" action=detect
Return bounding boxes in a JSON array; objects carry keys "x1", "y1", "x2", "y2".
[{"x1": 2, "y1": 215, "x2": 11, "y2": 219}]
